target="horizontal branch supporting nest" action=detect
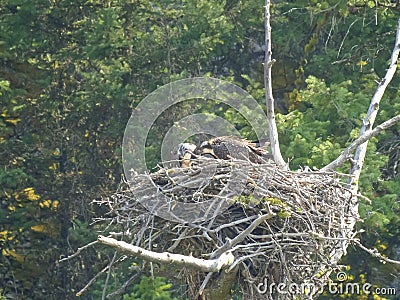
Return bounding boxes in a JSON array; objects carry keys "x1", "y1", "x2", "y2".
[{"x1": 97, "y1": 235, "x2": 235, "y2": 272}]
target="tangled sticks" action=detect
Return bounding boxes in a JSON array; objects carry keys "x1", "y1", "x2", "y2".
[{"x1": 97, "y1": 158, "x2": 355, "y2": 299}]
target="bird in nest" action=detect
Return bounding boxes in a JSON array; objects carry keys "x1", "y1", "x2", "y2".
[{"x1": 177, "y1": 136, "x2": 271, "y2": 168}]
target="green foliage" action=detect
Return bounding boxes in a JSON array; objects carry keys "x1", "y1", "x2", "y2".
[
  {"x1": 0, "y1": 289, "x2": 6, "y2": 300},
  {"x1": 278, "y1": 76, "x2": 354, "y2": 168},
  {"x1": 1, "y1": 0, "x2": 399, "y2": 298},
  {"x1": 123, "y1": 276, "x2": 177, "y2": 300}
]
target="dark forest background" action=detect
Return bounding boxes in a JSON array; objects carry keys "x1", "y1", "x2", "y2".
[{"x1": 1, "y1": 0, "x2": 399, "y2": 299}]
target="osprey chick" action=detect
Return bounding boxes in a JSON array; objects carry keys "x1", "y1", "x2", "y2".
[
  {"x1": 176, "y1": 142, "x2": 197, "y2": 168},
  {"x1": 177, "y1": 136, "x2": 271, "y2": 167},
  {"x1": 197, "y1": 136, "x2": 270, "y2": 164}
]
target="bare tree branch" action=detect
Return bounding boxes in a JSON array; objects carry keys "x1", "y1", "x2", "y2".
[
  {"x1": 264, "y1": 0, "x2": 287, "y2": 168},
  {"x1": 210, "y1": 212, "x2": 275, "y2": 259},
  {"x1": 97, "y1": 235, "x2": 235, "y2": 273},
  {"x1": 102, "y1": 251, "x2": 117, "y2": 300},
  {"x1": 76, "y1": 255, "x2": 126, "y2": 297},
  {"x1": 322, "y1": 113, "x2": 400, "y2": 171},
  {"x1": 354, "y1": 240, "x2": 400, "y2": 265},
  {"x1": 58, "y1": 239, "x2": 99, "y2": 262},
  {"x1": 327, "y1": 18, "x2": 400, "y2": 270},
  {"x1": 347, "y1": 18, "x2": 400, "y2": 195},
  {"x1": 106, "y1": 273, "x2": 142, "y2": 298}
]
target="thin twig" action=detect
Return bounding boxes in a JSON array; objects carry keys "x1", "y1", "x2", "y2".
[
  {"x1": 337, "y1": 19, "x2": 358, "y2": 58},
  {"x1": 106, "y1": 272, "x2": 142, "y2": 298},
  {"x1": 210, "y1": 212, "x2": 275, "y2": 258},
  {"x1": 76, "y1": 263, "x2": 111, "y2": 296},
  {"x1": 58, "y1": 239, "x2": 99, "y2": 263},
  {"x1": 198, "y1": 272, "x2": 213, "y2": 296},
  {"x1": 102, "y1": 251, "x2": 117, "y2": 300},
  {"x1": 354, "y1": 240, "x2": 400, "y2": 265}
]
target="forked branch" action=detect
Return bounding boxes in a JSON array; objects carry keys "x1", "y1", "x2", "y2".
[
  {"x1": 322, "y1": 113, "x2": 400, "y2": 171},
  {"x1": 325, "y1": 18, "x2": 400, "y2": 272},
  {"x1": 347, "y1": 18, "x2": 400, "y2": 194}
]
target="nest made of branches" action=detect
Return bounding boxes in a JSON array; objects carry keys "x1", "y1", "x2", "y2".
[{"x1": 96, "y1": 158, "x2": 356, "y2": 299}]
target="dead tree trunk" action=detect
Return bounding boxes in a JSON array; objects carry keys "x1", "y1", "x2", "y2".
[
  {"x1": 264, "y1": 0, "x2": 287, "y2": 169},
  {"x1": 325, "y1": 18, "x2": 400, "y2": 269}
]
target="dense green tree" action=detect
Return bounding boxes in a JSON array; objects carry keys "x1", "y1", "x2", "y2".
[
  {"x1": 123, "y1": 276, "x2": 178, "y2": 300},
  {"x1": 0, "y1": 0, "x2": 399, "y2": 299}
]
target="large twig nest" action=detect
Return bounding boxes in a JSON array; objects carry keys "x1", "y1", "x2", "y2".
[{"x1": 97, "y1": 158, "x2": 355, "y2": 299}]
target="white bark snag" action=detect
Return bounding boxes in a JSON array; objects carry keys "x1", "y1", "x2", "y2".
[
  {"x1": 264, "y1": 0, "x2": 287, "y2": 168},
  {"x1": 347, "y1": 18, "x2": 400, "y2": 195},
  {"x1": 97, "y1": 235, "x2": 234, "y2": 273},
  {"x1": 329, "y1": 19, "x2": 400, "y2": 265}
]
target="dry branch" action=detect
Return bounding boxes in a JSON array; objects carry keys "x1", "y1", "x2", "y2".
[
  {"x1": 322, "y1": 18, "x2": 400, "y2": 174},
  {"x1": 210, "y1": 212, "x2": 275, "y2": 259},
  {"x1": 354, "y1": 240, "x2": 400, "y2": 265},
  {"x1": 347, "y1": 18, "x2": 400, "y2": 193},
  {"x1": 322, "y1": 113, "x2": 400, "y2": 171},
  {"x1": 97, "y1": 235, "x2": 235, "y2": 273},
  {"x1": 325, "y1": 17, "x2": 400, "y2": 276},
  {"x1": 58, "y1": 240, "x2": 98, "y2": 262},
  {"x1": 323, "y1": 19, "x2": 400, "y2": 173}
]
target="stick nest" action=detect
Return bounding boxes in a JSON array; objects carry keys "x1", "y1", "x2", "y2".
[{"x1": 96, "y1": 158, "x2": 356, "y2": 299}]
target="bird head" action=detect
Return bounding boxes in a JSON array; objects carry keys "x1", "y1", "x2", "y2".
[
  {"x1": 177, "y1": 143, "x2": 197, "y2": 159},
  {"x1": 176, "y1": 143, "x2": 197, "y2": 168},
  {"x1": 199, "y1": 140, "x2": 212, "y2": 149},
  {"x1": 197, "y1": 140, "x2": 218, "y2": 158}
]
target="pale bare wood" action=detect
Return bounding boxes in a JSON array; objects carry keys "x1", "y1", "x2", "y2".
[
  {"x1": 327, "y1": 18, "x2": 400, "y2": 272},
  {"x1": 97, "y1": 235, "x2": 235, "y2": 273},
  {"x1": 322, "y1": 113, "x2": 400, "y2": 171},
  {"x1": 264, "y1": 0, "x2": 287, "y2": 168}
]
